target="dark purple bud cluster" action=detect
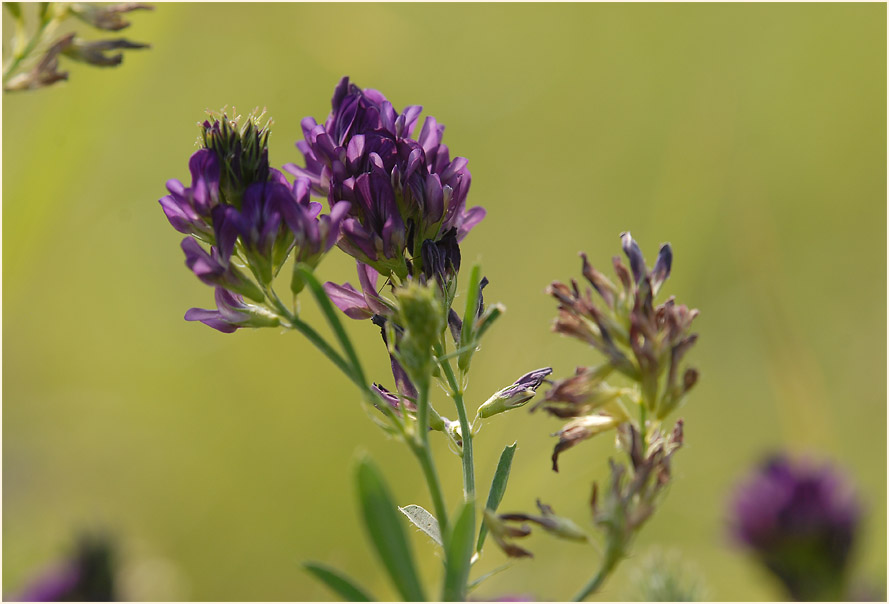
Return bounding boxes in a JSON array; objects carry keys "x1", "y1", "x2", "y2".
[
  {"x1": 286, "y1": 77, "x2": 485, "y2": 281},
  {"x1": 160, "y1": 113, "x2": 348, "y2": 332},
  {"x1": 730, "y1": 456, "x2": 861, "y2": 601}
]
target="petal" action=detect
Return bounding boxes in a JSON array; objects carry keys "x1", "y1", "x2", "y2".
[{"x1": 322, "y1": 281, "x2": 373, "y2": 320}]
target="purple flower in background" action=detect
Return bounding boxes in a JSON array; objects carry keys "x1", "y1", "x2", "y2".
[
  {"x1": 286, "y1": 76, "x2": 485, "y2": 279},
  {"x1": 15, "y1": 535, "x2": 116, "y2": 602},
  {"x1": 730, "y1": 455, "x2": 861, "y2": 601}
]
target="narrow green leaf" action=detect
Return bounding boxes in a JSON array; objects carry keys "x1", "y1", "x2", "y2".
[
  {"x1": 458, "y1": 264, "x2": 483, "y2": 371},
  {"x1": 476, "y1": 442, "x2": 517, "y2": 553},
  {"x1": 399, "y1": 504, "x2": 443, "y2": 548},
  {"x1": 443, "y1": 501, "x2": 476, "y2": 601},
  {"x1": 467, "y1": 562, "x2": 514, "y2": 592},
  {"x1": 303, "y1": 562, "x2": 374, "y2": 602},
  {"x1": 295, "y1": 263, "x2": 366, "y2": 385},
  {"x1": 355, "y1": 457, "x2": 426, "y2": 602}
]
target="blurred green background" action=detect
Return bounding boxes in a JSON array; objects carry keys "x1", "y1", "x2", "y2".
[{"x1": 3, "y1": 3, "x2": 886, "y2": 601}]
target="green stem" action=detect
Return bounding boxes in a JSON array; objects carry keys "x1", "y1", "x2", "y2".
[
  {"x1": 3, "y1": 10, "x2": 57, "y2": 85},
  {"x1": 571, "y1": 548, "x2": 621, "y2": 601},
  {"x1": 437, "y1": 350, "x2": 475, "y2": 502},
  {"x1": 295, "y1": 264, "x2": 367, "y2": 385},
  {"x1": 294, "y1": 265, "x2": 452, "y2": 556},
  {"x1": 289, "y1": 316, "x2": 359, "y2": 388}
]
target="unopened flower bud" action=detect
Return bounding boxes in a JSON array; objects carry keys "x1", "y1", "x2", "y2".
[
  {"x1": 392, "y1": 282, "x2": 445, "y2": 379},
  {"x1": 477, "y1": 368, "x2": 552, "y2": 419}
]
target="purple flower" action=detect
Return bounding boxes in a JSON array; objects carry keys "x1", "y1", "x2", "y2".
[
  {"x1": 180, "y1": 238, "x2": 264, "y2": 303},
  {"x1": 730, "y1": 456, "x2": 861, "y2": 601},
  {"x1": 286, "y1": 76, "x2": 485, "y2": 279},
  {"x1": 184, "y1": 287, "x2": 280, "y2": 333},
  {"x1": 159, "y1": 148, "x2": 220, "y2": 239},
  {"x1": 323, "y1": 262, "x2": 393, "y2": 320},
  {"x1": 15, "y1": 535, "x2": 116, "y2": 602}
]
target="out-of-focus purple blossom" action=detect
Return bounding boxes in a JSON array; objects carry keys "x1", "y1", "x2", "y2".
[
  {"x1": 286, "y1": 76, "x2": 485, "y2": 280},
  {"x1": 15, "y1": 535, "x2": 116, "y2": 602},
  {"x1": 730, "y1": 455, "x2": 861, "y2": 601},
  {"x1": 184, "y1": 287, "x2": 280, "y2": 333}
]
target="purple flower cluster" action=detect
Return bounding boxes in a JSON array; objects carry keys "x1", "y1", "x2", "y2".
[
  {"x1": 286, "y1": 77, "x2": 485, "y2": 280},
  {"x1": 159, "y1": 115, "x2": 348, "y2": 332},
  {"x1": 730, "y1": 456, "x2": 861, "y2": 601}
]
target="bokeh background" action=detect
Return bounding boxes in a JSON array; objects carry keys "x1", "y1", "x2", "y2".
[{"x1": 3, "y1": 3, "x2": 886, "y2": 601}]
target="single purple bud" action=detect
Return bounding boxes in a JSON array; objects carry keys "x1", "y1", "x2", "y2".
[
  {"x1": 650, "y1": 244, "x2": 672, "y2": 295},
  {"x1": 620, "y1": 231, "x2": 646, "y2": 284},
  {"x1": 729, "y1": 456, "x2": 861, "y2": 601},
  {"x1": 476, "y1": 368, "x2": 552, "y2": 419},
  {"x1": 68, "y1": 3, "x2": 153, "y2": 31}
]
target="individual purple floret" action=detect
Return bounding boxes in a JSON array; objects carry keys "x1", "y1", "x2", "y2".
[
  {"x1": 180, "y1": 237, "x2": 264, "y2": 303},
  {"x1": 159, "y1": 148, "x2": 220, "y2": 239},
  {"x1": 730, "y1": 455, "x2": 861, "y2": 601},
  {"x1": 286, "y1": 76, "x2": 485, "y2": 280},
  {"x1": 184, "y1": 287, "x2": 280, "y2": 333}
]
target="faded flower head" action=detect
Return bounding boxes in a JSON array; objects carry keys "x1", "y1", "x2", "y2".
[
  {"x1": 729, "y1": 455, "x2": 861, "y2": 601},
  {"x1": 591, "y1": 422, "x2": 684, "y2": 549},
  {"x1": 540, "y1": 233, "x2": 699, "y2": 470},
  {"x1": 4, "y1": 3, "x2": 151, "y2": 92},
  {"x1": 286, "y1": 76, "x2": 485, "y2": 280}
]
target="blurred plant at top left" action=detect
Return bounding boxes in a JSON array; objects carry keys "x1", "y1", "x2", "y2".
[{"x1": 2, "y1": 2, "x2": 151, "y2": 92}]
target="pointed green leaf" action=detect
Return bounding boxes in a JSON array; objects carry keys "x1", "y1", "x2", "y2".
[
  {"x1": 303, "y1": 562, "x2": 374, "y2": 602},
  {"x1": 476, "y1": 443, "x2": 517, "y2": 553},
  {"x1": 399, "y1": 504, "x2": 443, "y2": 548},
  {"x1": 458, "y1": 264, "x2": 483, "y2": 371},
  {"x1": 355, "y1": 457, "x2": 426, "y2": 602},
  {"x1": 443, "y1": 501, "x2": 476, "y2": 601}
]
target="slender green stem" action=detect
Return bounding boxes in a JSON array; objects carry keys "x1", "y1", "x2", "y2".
[
  {"x1": 437, "y1": 349, "x2": 475, "y2": 502},
  {"x1": 572, "y1": 546, "x2": 621, "y2": 601},
  {"x1": 412, "y1": 376, "x2": 449, "y2": 541},
  {"x1": 3, "y1": 10, "x2": 57, "y2": 85},
  {"x1": 296, "y1": 264, "x2": 367, "y2": 385},
  {"x1": 293, "y1": 265, "x2": 452, "y2": 556},
  {"x1": 289, "y1": 317, "x2": 359, "y2": 387}
]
